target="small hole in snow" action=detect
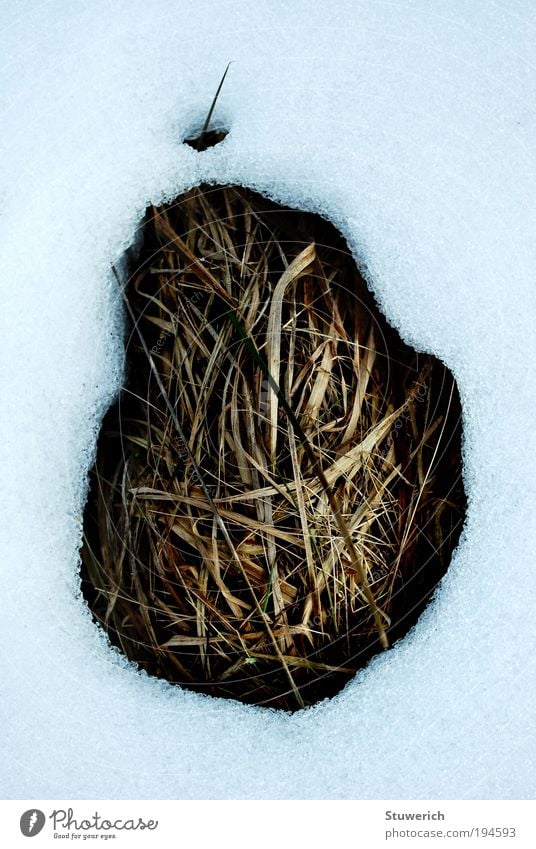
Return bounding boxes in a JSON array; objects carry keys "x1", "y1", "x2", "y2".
[{"x1": 184, "y1": 127, "x2": 229, "y2": 152}]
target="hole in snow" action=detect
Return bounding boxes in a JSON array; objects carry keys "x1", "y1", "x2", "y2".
[
  {"x1": 184, "y1": 126, "x2": 229, "y2": 151},
  {"x1": 80, "y1": 184, "x2": 466, "y2": 712}
]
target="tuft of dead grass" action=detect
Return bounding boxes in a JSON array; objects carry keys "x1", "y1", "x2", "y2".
[{"x1": 80, "y1": 184, "x2": 465, "y2": 711}]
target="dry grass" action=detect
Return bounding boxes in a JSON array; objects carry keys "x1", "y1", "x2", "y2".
[{"x1": 81, "y1": 184, "x2": 465, "y2": 711}]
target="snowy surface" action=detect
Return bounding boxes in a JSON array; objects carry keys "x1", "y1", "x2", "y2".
[{"x1": 1, "y1": 0, "x2": 536, "y2": 799}]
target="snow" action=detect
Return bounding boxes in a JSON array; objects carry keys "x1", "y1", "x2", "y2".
[{"x1": 1, "y1": 0, "x2": 536, "y2": 799}]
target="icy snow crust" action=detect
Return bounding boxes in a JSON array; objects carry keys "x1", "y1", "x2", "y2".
[{"x1": 1, "y1": 0, "x2": 536, "y2": 799}]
